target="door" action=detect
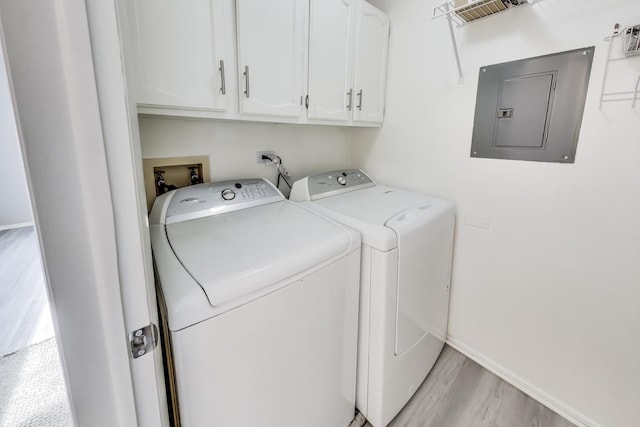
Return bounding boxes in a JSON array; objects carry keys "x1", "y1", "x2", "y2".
[
  {"x1": 0, "y1": 0, "x2": 169, "y2": 426},
  {"x1": 494, "y1": 72, "x2": 556, "y2": 149},
  {"x1": 352, "y1": 1, "x2": 389, "y2": 124},
  {"x1": 307, "y1": 0, "x2": 356, "y2": 121},
  {"x1": 236, "y1": 0, "x2": 307, "y2": 117},
  {"x1": 128, "y1": 0, "x2": 231, "y2": 111}
]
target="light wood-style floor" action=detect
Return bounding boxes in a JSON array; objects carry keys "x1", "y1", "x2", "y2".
[
  {"x1": 370, "y1": 345, "x2": 575, "y2": 427},
  {"x1": 0, "y1": 227, "x2": 577, "y2": 427},
  {"x1": 0, "y1": 226, "x2": 53, "y2": 356}
]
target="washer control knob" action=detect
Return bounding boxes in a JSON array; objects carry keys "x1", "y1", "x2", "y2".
[
  {"x1": 337, "y1": 176, "x2": 347, "y2": 185},
  {"x1": 221, "y1": 189, "x2": 236, "y2": 200}
]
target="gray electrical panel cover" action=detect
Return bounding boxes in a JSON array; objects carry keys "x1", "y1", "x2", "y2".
[{"x1": 470, "y1": 47, "x2": 594, "y2": 163}]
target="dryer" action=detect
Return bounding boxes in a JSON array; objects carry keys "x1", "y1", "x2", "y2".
[
  {"x1": 290, "y1": 170, "x2": 455, "y2": 426},
  {"x1": 150, "y1": 178, "x2": 361, "y2": 426}
]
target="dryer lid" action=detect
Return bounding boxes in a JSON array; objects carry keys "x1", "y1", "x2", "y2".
[
  {"x1": 166, "y1": 201, "x2": 356, "y2": 307},
  {"x1": 309, "y1": 185, "x2": 446, "y2": 251}
]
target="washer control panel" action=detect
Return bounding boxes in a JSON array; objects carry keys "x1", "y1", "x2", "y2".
[
  {"x1": 164, "y1": 178, "x2": 283, "y2": 224},
  {"x1": 305, "y1": 169, "x2": 375, "y2": 200}
]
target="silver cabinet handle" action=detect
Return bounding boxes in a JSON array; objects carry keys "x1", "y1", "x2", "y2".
[
  {"x1": 357, "y1": 89, "x2": 363, "y2": 111},
  {"x1": 347, "y1": 89, "x2": 353, "y2": 111},
  {"x1": 243, "y1": 66, "x2": 250, "y2": 98},
  {"x1": 219, "y1": 60, "x2": 226, "y2": 95}
]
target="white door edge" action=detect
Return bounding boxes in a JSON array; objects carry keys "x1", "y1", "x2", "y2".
[
  {"x1": 0, "y1": 0, "x2": 167, "y2": 425},
  {"x1": 87, "y1": 0, "x2": 170, "y2": 425}
]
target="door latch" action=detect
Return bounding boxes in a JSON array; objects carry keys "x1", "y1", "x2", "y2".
[{"x1": 129, "y1": 323, "x2": 159, "y2": 359}]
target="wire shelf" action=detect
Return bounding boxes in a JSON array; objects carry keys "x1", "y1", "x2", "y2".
[
  {"x1": 599, "y1": 23, "x2": 640, "y2": 108},
  {"x1": 622, "y1": 25, "x2": 640, "y2": 56},
  {"x1": 432, "y1": 0, "x2": 527, "y2": 27},
  {"x1": 431, "y1": 0, "x2": 531, "y2": 83}
]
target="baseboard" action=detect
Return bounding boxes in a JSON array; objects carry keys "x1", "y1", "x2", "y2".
[
  {"x1": 0, "y1": 222, "x2": 33, "y2": 232},
  {"x1": 445, "y1": 336, "x2": 603, "y2": 427}
]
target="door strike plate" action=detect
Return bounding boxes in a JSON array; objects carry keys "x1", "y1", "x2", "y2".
[
  {"x1": 497, "y1": 108, "x2": 513, "y2": 118},
  {"x1": 129, "y1": 323, "x2": 159, "y2": 359}
]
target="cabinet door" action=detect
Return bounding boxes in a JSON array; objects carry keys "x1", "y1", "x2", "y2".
[
  {"x1": 129, "y1": 0, "x2": 230, "y2": 111},
  {"x1": 307, "y1": 0, "x2": 356, "y2": 121},
  {"x1": 236, "y1": 0, "x2": 306, "y2": 117},
  {"x1": 353, "y1": 2, "x2": 389, "y2": 124}
]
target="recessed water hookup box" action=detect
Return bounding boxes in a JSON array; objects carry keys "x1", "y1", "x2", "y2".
[{"x1": 142, "y1": 155, "x2": 211, "y2": 211}]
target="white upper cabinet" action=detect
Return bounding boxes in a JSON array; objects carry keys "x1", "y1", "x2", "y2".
[
  {"x1": 128, "y1": 0, "x2": 232, "y2": 111},
  {"x1": 235, "y1": 0, "x2": 307, "y2": 118},
  {"x1": 307, "y1": 0, "x2": 389, "y2": 124},
  {"x1": 307, "y1": 0, "x2": 356, "y2": 122},
  {"x1": 125, "y1": 0, "x2": 388, "y2": 125},
  {"x1": 352, "y1": 2, "x2": 389, "y2": 124}
]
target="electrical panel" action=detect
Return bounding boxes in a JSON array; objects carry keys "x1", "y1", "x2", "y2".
[{"x1": 470, "y1": 47, "x2": 594, "y2": 163}]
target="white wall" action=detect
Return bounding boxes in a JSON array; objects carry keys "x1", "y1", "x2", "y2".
[
  {"x1": 138, "y1": 116, "x2": 352, "y2": 197},
  {"x1": 352, "y1": 1, "x2": 640, "y2": 426},
  {"x1": 0, "y1": 48, "x2": 31, "y2": 228}
]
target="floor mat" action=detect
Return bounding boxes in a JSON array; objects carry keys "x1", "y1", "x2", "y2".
[{"x1": 0, "y1": 338, "x2": 72, "y2": 426}]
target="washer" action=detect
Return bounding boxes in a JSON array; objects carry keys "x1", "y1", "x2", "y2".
[
  {"x1": 149, "y1": 178, "x2": 361, "y2": 427},
  {"x1": 290, "y1": 170, "x2": 455, "y2": 427}
]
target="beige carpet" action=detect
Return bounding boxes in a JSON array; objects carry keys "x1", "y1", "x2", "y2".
[{"x1": 0, "y1": 338, "x2": 72, "y2": 426}]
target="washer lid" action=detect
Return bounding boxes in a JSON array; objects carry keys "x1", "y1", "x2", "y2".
[
  {"x1": 166, "y1": 200, "x2": 356, "y2": 307},
  {"x1": 309, "y1": 185, "x2": 443, "y2": 251}
]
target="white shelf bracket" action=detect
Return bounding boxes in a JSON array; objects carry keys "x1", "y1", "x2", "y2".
[
  {"x1": 599, "y1": 25, "x2": 619, "y2": 109},
  {"x1": 632, "y1": 74, "x2": 640, "y2": 108},
  {"x1": 444, "y1": 2, "x2": 464, "y2": 84}
]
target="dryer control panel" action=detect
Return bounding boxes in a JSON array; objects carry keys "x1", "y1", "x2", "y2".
[
  {"x1": 162, "y1": 179, "x2": 283, "y2": 224},
  {"x1": 290, "y1": 169, "x2": 375, "y2": 201}
]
